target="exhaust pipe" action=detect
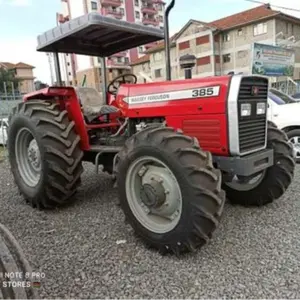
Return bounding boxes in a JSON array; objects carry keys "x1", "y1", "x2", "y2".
[{"x1": 164, "y1": 0, "x2": 175, "y2": 81}]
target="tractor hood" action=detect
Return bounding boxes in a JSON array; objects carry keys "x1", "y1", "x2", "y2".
[{"x1": 36, "y1": 13, "x2": 164, "y2": 57}]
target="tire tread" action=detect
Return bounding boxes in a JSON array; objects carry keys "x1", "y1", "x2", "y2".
[
  {"x1": 116, "y1": 126, "x2": 225, "y2": 255},
  {"x1": 8, "y1": 100, "x2": 83, "y2": 209}
]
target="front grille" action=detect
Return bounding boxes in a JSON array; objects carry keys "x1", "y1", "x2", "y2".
[{"x1": 238, "y1": 77, "x2": 268, "y2": 154}]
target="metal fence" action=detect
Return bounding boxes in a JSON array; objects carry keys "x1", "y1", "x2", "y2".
[
  {"x1": 270, "y1": 78, "x2": 300, "y2": 96},
  {"x1": 0, "y1": 94, "x2": 22, "y2": 118}
]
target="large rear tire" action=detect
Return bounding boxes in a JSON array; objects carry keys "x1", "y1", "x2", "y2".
[
  {"x1": 8, "y1": 100, "x2": 84, "y2": 209},
  {"x1": 223, "y1": 121, "x2": 295, "y2": 206},
  {"x1": 115, "y1": 126, "x2": 225, "y2": 255}
]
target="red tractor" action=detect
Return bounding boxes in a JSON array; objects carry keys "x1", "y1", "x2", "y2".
[{"x1": 7, "y1": 0, "x2": 295, "y2": 255}]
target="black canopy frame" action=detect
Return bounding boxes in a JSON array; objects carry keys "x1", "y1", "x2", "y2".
[{"x1": 36, "y1": 0, "x2": 175, "y2": 100}]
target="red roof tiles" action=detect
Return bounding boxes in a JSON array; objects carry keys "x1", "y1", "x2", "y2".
[
  {"x1": 208, "y1": 4, "x2": 279, "y2": 30},
  {"x1": 130, "y1": 54, "x2": 150, "y2": 66},
  {"x1": 0, "y1": 62, "x2": 34, "y2": 69}
]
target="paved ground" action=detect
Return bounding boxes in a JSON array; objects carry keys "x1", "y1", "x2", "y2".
[{"x1": 0, "y1": 159, "x2": 300, "y2": 299}]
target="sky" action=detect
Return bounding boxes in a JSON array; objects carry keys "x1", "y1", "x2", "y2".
[{"x1": 0, "y1": 0, "x2": 299, "y2": 84}]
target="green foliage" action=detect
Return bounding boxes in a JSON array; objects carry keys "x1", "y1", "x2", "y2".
[
  {"x1": 0, "y1": 68, "x2": 22, "y2": 93},
  {"x1": 252, "y1": 66, "x2": 265, "y2": 75},
  {"x1": 283, "y1": 65, "x2": 294, "y2": 76}
]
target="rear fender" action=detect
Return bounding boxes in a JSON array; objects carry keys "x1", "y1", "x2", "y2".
[{"x1": 23, "y1": 87, "x2": 90, "y2": 150}]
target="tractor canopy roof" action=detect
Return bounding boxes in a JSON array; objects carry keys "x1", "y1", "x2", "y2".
[{"x1": 36, "y1": 12, "x2": 164, "y2": 57}]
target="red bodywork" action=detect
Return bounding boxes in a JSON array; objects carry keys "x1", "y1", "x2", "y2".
[{"x1": 24, "y1": 76, "x2": 231, "y2": 156}]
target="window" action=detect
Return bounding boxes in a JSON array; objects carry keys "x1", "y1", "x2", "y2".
[
  {"x1": 237, "y1": 28, "x2": 243, "y2": 36},
  {"x1": 67, "y1": 62, "x2": 70, "y2": 66},
  {"x1": 139, "y1": 46, "x2": 143, "y2": 53},
  {"x1": 68, "y1": 72, "x2": 72, "y2": 76},
  {"x1": 154, "y1": 69, "x2": 162, "y2": 78},
  {"x1": 223, "y1": 54, "x2": 231, "y2": 63},
  {"x1": 269, "y1": 89, "x2": 296, "y2": 104},
  {"x1": 135, "y1": 11, "x2": 140, "y2": 18},
  {"x1": 197, "y1": 56, "x2": 211, "y2": 66},
  {"x1": 223, "y1": 34, "x2": 230, "y2": 42},
  {"x1": 153, "y1": 52, "x2": 162, "y2": 61},
  {"x1": 158, "y1": 15, "x2": 163, "y2": 22},
  {"x1": 179, "y1": 41, "x2": 190, "y2": 50},
  {"x1": 135, "y1": 0, "x2": 139, "y2": 6},
  {"x1": 237, "y1": 50, "x2": 247, "y2": 59},
  {"x1": 120, "y1": 7, "x2": 124, "y2": 15},
  {"x1": 253, "y1": 22, "x2": 267, "y2": 36},
  {"x1": 91, "y1": 1, "x2": 97, "y2": 10}
]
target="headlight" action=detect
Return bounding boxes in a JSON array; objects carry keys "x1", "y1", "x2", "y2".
[
  {"x1": 241, "y1": 103, "x2": 251, "y2": 116},
  {"x1": 256, "y1": 102, "x2": 266, "y2": 115}
]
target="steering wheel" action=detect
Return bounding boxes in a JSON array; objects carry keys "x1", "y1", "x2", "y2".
[{"x1": 107, "y1": 73, "x2": 137, "y2": 95}]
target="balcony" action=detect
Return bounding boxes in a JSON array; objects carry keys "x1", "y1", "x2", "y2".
[
  {"x1": 100, "y1": 0, "x2": 122, "y2": 6},
  {"x1": 107, "y1": 59, "x2": 131, "y2": 69},
  {"x1": 142, "y1": 17, "x2": 159, "y2": 26},
  {"x1": 113, "y1": 51, "x2": 128, "y2": 57},
  {"x1": 141, "y1": 5, "x2": 157, "y2": 14},
  {"x1": 103, "y1": 8, "x2": 124, "y2": 19}
]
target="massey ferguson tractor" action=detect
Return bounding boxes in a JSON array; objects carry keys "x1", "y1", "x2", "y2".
[{"x1": 7, "y1": 0, "x2": 295, "y2": 255}]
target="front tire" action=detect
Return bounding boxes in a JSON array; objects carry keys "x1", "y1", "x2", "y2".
[
  {"x1": 115, "y1": 126, "x2": 225, "y2": 255},
  {"x1": 223, "y1": 122, "x2": 295, "y2": 206},
  {"x1": 8, "y1": 100, "x2": 84, "y2": 209}
]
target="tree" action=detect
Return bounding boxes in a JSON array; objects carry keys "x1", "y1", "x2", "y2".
[{"x1": 0, "y1": 68, "x2": 22, "y2": 93}]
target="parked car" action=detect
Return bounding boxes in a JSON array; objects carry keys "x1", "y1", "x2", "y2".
[
  {"x1": 0, "y1": 118, "x2": 8, "y2": 145},
  {"x1": 268, "y1": 89, "x2": 300, "y2": 162},
  {"x1": 291, "y1": 92, "x2": 300, "y2": 100},
  {"x1": 269, "y1": 88, "x2": 298, "y2": 103}
]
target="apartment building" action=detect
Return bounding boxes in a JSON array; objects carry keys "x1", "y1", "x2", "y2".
[
  {"x1": 56, "y1": 0, "x2": 165, "y2": 90},
  {"x1": 131, "y1": 4, "x2": 300, "y2": 83},
  {"x1": 0, "y1": 62, "x2": 35, "y2": 94}
]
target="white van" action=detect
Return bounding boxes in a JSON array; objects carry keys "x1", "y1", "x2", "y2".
[{"x1": 268, "y1": 89, "x2": 300, "y2": 162}]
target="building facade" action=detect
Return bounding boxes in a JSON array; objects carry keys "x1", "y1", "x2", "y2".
[
  {"x1": 131, "y1": 5, "x2": 300, "y2": 83},
  {"x1": 0, "y1": 62, "x2": 35, "y2": 94},
  {"x1": 56, "y1": 0, "x2": 165, "y2": 90}
]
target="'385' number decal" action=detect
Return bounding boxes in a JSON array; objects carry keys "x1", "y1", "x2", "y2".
[{"x1": 192, "y1": 86, "x2": 220, "y2": 98}]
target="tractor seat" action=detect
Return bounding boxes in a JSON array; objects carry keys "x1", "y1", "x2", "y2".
[{"x1": 75, "y1": 87, "x2": 119, "y2": 121}]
